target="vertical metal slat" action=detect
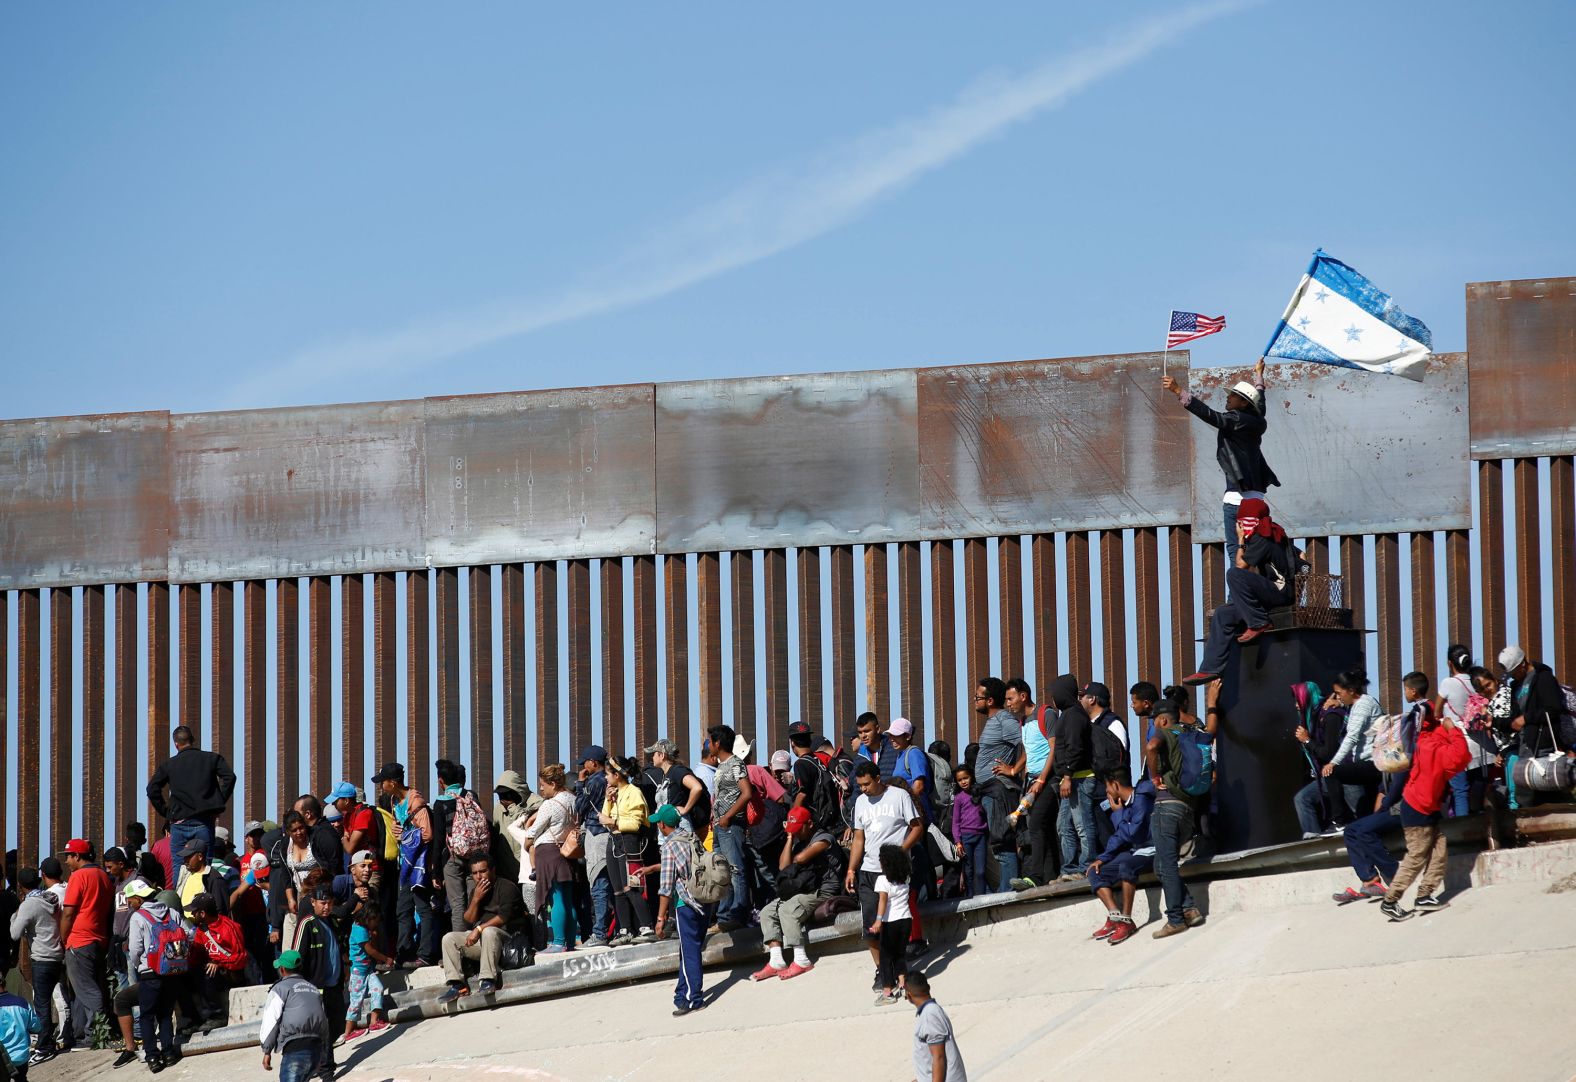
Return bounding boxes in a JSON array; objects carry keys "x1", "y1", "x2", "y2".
[
  {"x1": 209, "y1": 581, "x2": 235, "y2": 836},
  {"x1": 83, "y1": 585, "x2": 107, "y2": 847},
  {"x1": 341, "y1": 574, "x2": 366, "y2": 788},
  {"x1": 372, "y1": 572, "x2": 398, "y2": 770},
  {"x1": 731, "y1": 551, "x2": 757, "y2": 740},
  {"x1": 18, "y1": 590, "x2": 41, "y2": 862},
  {"x1": 1099, "y1": 530, "x2": 1128, "y2": 709},
  {"x1": 1133, "y1": 527, "x2": 1162, "y2": 688},
  {"x1": 797, "y1": 549, "x2": 823, "y2": 733},
  {"x1": 1374, "y1": 534, "x2": 1402, "y2": 709},
  {"x1": 762, "y1": 549, "x2": 790, "y2": 752},
  {"x1": 1513, "y1": 458, "x2": 1543, "y2": 658},
  {"x1": 49, "y1": 587, "x2": 74, "y2": 851},
  {"x1": 963, "y1": 538, "x2": 989, "y2": 736},
  {"x1": 1168, "y1": 526, "x2": 1197, "y2": 712},
  {"x1": 1551, "y1": 457, "x2": 1576, "y2": 679},
  {"x1": 695, "y1": 552, "x2": 724, "y2": 731},
  {"x1": 997, "y1": 535, "x2": 1024, "y2": 683},
  {"x1": 275, "y1": 578, "x2": 299, "y2": 813},
  {"x1": 1444, "y1": 531, "x2": 1473, "y2": 654},
  {"x1": 1031, "y1": 535, "x2": 1058, "y2": 697},
  {"x1": 829, "y1": 545, "x2": 856, "y2": 728},
  {"x1": 600, "y1": 559, "x2": 626, "y2": 757},
  {"x1": 178, "y1": 583, "x2": 202, "y2": 742},
  {"x1": 534, "y1": 561, "x2": 560, "y2": 769},
  {"x1": 434, "y1": 567, "x2": 461, "y2": 762},
  {"x1": 663, "y1": 554, "x2": 690, "y2": 742},
  {"x1": 405, "y1": 570, "x2": 431, "y2": 796},
  {"x1": 566, "y1": 559, "x2": 593, "y2": 761},
  {"x1": 1410, "y1": 533, "x2": 1437, "y2": 673},
  {"x1": 501, "y1": 564, "x2": 527, "y2": 768},
  {"x1": 865, "y1": 544, "x2": 890, "y2": 722},
  {"x1": 1477, "y1": 460, "x2": 1506, "y2": 660},
  {"x1": 242, "y1": 581, "x2": 266, "y2": 824},
  {"x1": 930, "y1": 541, "x2": 958, "y2": 753},
  {"x1": 632, "y1": 555, "x2": 658, "y2": 757},
  {"x1": 148, "y1": 581, "x2": 171, "y2": 824},
  {"x1": 469, "y1": 565, "x2": 494, "y2": 809},
  {"x1": 308, "y1": 576, "x2": 332, "y2": 796},
  {"x1": 897, "y1": 542, "x2": 924, "y2": 722},
  {"x1": 1066, "y1": 532, "x2": 1093, "y2": 683}
]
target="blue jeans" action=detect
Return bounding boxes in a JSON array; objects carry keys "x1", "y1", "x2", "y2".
[
  {"x1": 1345, "y1": 805, "x2": 1402, "y2": 883},
  {"x1": 30, "y1": 958, "x2": 66, "y2": 1051},
  {"x1": 1447, "y1": 770, "x2": 1471, "y2": 816},
  {"x1": 673, "y1": 904, "x2": 706, "y2": 1010},
  {"x1": 279, "y1": 1044, "x2": 323, "y2": 1082},
  {"x1": 960, "y1": 833, "x2": 987, "y2": 896},
  {"x1": 712, "y1": 822, "x2": 752, "y2": 925},
  {"x1": 170, "y1": 816, "x2": 216, "y2": 862},
  {"x1": 1223, "y1": 502, "x2": 1240, "y2": 569},
  {"x1": 1056, "y1": 776, "x2": 1097, "y2": 875},
  {"x1": 1088, "y1": 852, "x2": 1153, "y2": 892},
  {"x1": 1150, "y1": 799, "x2": 1197, "y2": 926}
]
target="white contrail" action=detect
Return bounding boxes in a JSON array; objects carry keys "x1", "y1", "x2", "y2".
[{"x1": 232, "y1": 0, "x2": 1256, "y2": 405}]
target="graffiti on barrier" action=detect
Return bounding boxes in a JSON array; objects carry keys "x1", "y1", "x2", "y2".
[{"x1": 561, "y1": 952, "x2": 620, "y2": 981}]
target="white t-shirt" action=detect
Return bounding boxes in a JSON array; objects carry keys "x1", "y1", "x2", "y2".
[
  {"x1": 875, "y1": 874, "x2": 911, "y2": 922},
  {"x1": 854, "y1": 786, "x2": 918, "y2": 873},
  {"x1": 912, "y1": 1000, "x2": 968, "y2": 1082}
]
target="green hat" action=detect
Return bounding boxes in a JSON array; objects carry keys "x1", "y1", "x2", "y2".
[
  {"x1": 274, "y1": 949, "x2": 303, "y2": 971},
  {"x1": 155, "y1": 890, "x2": 182, "y2": 910},
  {"x1": 651, "y1": 804, "x2": 681, "y2": 829}
]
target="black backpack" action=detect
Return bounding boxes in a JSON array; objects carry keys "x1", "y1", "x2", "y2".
[
  {"x1": 1091, "y1": 718, "x2": 1127, "y2": 779},
  {"x1": 801, "y1": 756, "x2": 842, "y2": 832}
]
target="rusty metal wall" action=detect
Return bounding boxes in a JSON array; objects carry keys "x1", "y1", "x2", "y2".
[
  {"x1": 0, "y1": 412, "x2": 171, "y2": 588},
  {"x1": 9, "y1": 290, "x2": 1576, "y2": 857},
  {"x1": 1187, "y1": 354, "x2": 1471, "y2": 542},
  {"x1": 1466, "y1": 278, "x2": 1576, "y2": 458}
]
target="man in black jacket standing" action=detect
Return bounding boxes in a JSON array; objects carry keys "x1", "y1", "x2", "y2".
[
  {"x1": 1163, "y1": 358, "x2": 1279, "y2": 567},
  {"x1": 1047, "y1": 675, "x2": 1096, "y2": 881},
  {"x1": 146, "y1": 725, "x2": 236, "y2": 863}
]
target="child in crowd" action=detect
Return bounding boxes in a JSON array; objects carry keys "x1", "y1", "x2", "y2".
[
  {"x1": 345, "y1": 904, "x2": 393, "y2": 1041},
  {"x1": 869, "y1": 845, "x2": 912, "y2": 1006},
  {"x1": 949, "y1": 766, "x2": 988, "y2": 897},
  {"x1": 1380, "y1": 672, "x2": 1470, "y2": 920},
  {"x1": 0, "y1": 980, "x2": 43, "y2": 1082}
]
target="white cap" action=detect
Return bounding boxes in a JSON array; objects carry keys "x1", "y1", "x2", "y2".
[
  {"x1": 733, "y1": 735, "x2": 752, "y2": 760},
  {"x1": 888, "y1": 717, "x2": 914, "y2": 737},
  {"x1": 1230, "y1": 381, "x2": 1264, "y2": 412},
  {"x1": 1498, "y1": 644, "x2": 1527, "y2": 670}
]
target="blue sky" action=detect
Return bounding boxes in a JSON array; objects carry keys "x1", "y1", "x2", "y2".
[{"x1": 3, "y1": 1, "x2": 1573, "y2": 418}]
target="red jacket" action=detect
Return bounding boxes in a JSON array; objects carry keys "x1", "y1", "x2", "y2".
[
  {"x1": 191, "y1": 914, "x2": 249, "y2": 972},
  {"x1": 1401, "y1": 716, "x2": 1472, "y2": 815}
]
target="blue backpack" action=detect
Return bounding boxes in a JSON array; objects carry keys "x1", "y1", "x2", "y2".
[{"x1": 1175, "y1": 725, "x2": 1215, "y2": 797}]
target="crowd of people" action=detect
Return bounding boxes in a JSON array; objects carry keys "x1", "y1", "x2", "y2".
[{"x1": 2, "y1": 369, "x2": 1571, "y2": 1082}]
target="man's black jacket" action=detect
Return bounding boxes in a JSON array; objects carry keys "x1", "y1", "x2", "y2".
[
  {"x1": 146, "y1": 746, "x2": 236, "y2": 822},
  {"x1": 1185, "y1": 396, "x2": 1280, "y2": 496}
]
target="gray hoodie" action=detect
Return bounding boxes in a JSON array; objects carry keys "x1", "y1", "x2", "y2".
[
  {"x1": 491, "y1": 769, "x2": 542, "y2": 875},
  {"x1": 259, "y1": 974, "x2": 329, "y2": 1055},
  {"x1": 9, "y1": 891, "x2": 62, "y2": 963},
  {"x1": 125, "y1": 901, "x2": 191, "y2": 976}
]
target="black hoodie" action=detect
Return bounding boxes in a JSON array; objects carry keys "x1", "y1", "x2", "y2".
[
  {"x1": 1049, "y1": 675, "x2": 1092, "y2": 779},
  {"x1": 1515, "y1": 662, "x2": 1568, "y2": 757}
]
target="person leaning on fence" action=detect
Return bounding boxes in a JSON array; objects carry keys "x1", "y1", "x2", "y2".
[
  {"x1": 1162, "y1": 357, "x2": 1277, "y2": 568},
  {"x1": 1184, "y1": 498, "x2": 1307, "y2": 686}
]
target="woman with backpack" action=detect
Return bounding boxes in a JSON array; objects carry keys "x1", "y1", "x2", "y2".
[
  {"x1": 124, "y1": 880, "x2": 189, "y2": 1072},
  {"x1": 600, "y1": 756, "x2": 657, "y2": 945},
  {"x1": 1436, "y1": 645, "x2": 1494, "y2": 816}
]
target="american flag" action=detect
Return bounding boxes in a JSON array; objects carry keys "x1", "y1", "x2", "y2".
[{"x1": 1167, "y1": 310, "x2": 1226, "y2": 348}]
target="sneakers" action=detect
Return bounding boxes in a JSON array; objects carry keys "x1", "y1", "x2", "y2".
[
  {"x1": 1379, "y1": 899, "x2": 1412, "y2": 922},
  {"x1": 1359, "y1": 878, "x2": 1387, "y2": 898},
  {"x1": 541, "y1": 943, "x2": 570, "y2": 953},
  {"x1": 631, "y1": 928, "x2": 658, "y2": 944},
  {"x1": 1092, "y1": 918, "x2": 1119, "y2": 940},
  {"x1": 1183, "y1": 907, "x2": 1205, "y2": 928},
  {"x1": 672, "y1": 1001, "x2": 707, "y2": 1017},
  {"x1": 905, "y1": 939, "x2": 929, "y2": 958},
  {"x1": 1300, "y1": 831, "x2": 1320, "y2": 840},
  {"x1": 345, "y1": 1029, "x2": 368, "y2": 1042},
  {"x1": 436, "y1": 983, "x2": 469, "y2": 1005},
  {"x1": 476, "y1": 978, "x2": 499, "y2": 995},
  {"x1": 1107, "y1": 919, "x2": 1137, "y2": 945},
  {"x1": 872, "y1": 971, "x2": 884, "y2": 992},
  {"x1": 1152, "y1": 921, "x2": 1189, "y2": 939},
  {"x1": 1415, "y1": 894, "x2": 1448, "y2": 911},
  {"x1": 112, "y1": 1049, "x2": 138, "y2": 1069},
  {"x1": 1236, "y1": 624, "x2": 1272, "y2": 644},
  {"x1": 147, "y1": 1055, "x2": 166, "y2": 1074},
  {"x1": 609, "y1": 932, "x2": 634, "y2": 947},
  {"x1": 1181, "y1": 671, "x2": 1219, "y2": 687},
  {"x1": 583, "y1": 935, "x2": 610, "y2": 949},
  {"x1": 28, "y1": 1048, "x2": 58, "y2": 1067},
  {"x1": 1008, "y1": 876, "x2": 1040, "y2": 891},
  {"x1": 750, "y1": 963, "x2": 784, "y2": 982},
  {"x1": 873, "y1": 990, "x2": 902, "y2": 1007},
  {"x1": 367, "y1": 1018, "x2": 390, "y2": 1034},
  {"x1": 779, "y1": 962, "x2": 814, "y2": 980}
]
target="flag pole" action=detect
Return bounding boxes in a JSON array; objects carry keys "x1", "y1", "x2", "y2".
[{"x1": 1162, "y1": 311, "x2": 1170, "y2": 378}]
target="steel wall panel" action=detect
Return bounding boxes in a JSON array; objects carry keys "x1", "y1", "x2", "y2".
[
  {"x1": 1099, "y1": 530, "x2": 1128, "y2": 708},
  {"x1": 930, "y1": 541, "x2": 957, "y2": 751},
  {"x1": 83, "y1": 585, "x2": 106, "y2": 845},
  {"x1": 18, "y1": 590, "x2": 40, "y2": 861},
  {"x1": 917, "y1": 353, "x2": 1192, "y2": 535},
  {"x1": 1444, "y1": 530, "x2": 1472, "y2": 650},
  {"x1": 0, "y1": 412, "x2": 170, "y2": 589},
  {"x1": 434, "y1": 568, "x2": 461, "y2": 762},
  {"x1": 655, "y1": 371, "x2": 921, "y2": 552},
  {"x1": 1552, "y1": 459, "x2": 1576, "y2": 680},
  {"x1": 534, "y1": 562, "x2": 560, "y2": 768},
  {"x1": 696, "y1": 553, "x2": 723, "y2": 730},
  {"x1": 963, "y1": 538, "x2": 989, "y2": 740},
  {"x1": 897, "y1": 543, "x2": 924, "y2": 721},
  {"x1": 423, "y1": 386, "x2": 656, "y2": 565},
  {"x1": 501, "y1": 564, "x2": 527, "y2": 768},
  {"x1": 1066, "y1": 533, "x2": 1093, "y2": 683},
  {"x1": 865, "y1": 545, "x2": 890, "y2": 722},
  {"x1": 274, "y1": 579, "x2": 298, "y2": 813},
  {"x1": 762, "y1": 550, "x2": 790, "y2": 754},
  {"x1": 997, "y1": 536, "x2": 1024, "y2": 682},
  {"x1": 469, "y1": 565, "x2": 494, "y2": 805},
  {"x1": 1513, "y1": 459, "x2": 1543, "y2": 658},
  {"x1": 0, "y1": 596, "x2": 7, "y2": 851},
  {"x1": 1167, "y1": 527, "x2": 1197, "y2": 713},
  {"x1": 406, "y1": 571, "x2": 431, "y2": 793},
  {"x1": 49, "y1": 587, "x2": 73, "y2": 850},
  {"x1": 309, "y1": 576, "x2": 332, "y2": 795},
  {"x1": 1477, "y1": 463, "x2": 1506, "y2": 660},
  {"x1": 1187, "y1": 355, "x2": 1469, "y2": 541},
  {"x1": 830, "y1": 546, "x2": 856, "y2": 727},
  {"x1": 169, "y1": 401, "x2": 426, "y2": 582},
  {"x1": 600, "y1": 559, "x2": 626, "y2": 755},
  {"x1": 566, "y1": 559, "x2": 593, "y2": 759},
  {"x1": 373, "y1": 572, "x2": 398, "y2": 770},
  {"x1": 1134, "y1": 528, "x2": 1162, "y2": 686},
  {"x1": 342, "y1": 575, "x2": 365, "y2": 787},
  {"x1": 1410, "y1": 533, "x2": 1437, "y2": 674},
  {"x1": 148, "y1": 581, "x2": 171, "y2": 822},
  {"x1": 210, "y1": 581, "x2": 235, "y2": 836},
  {"x1": 1375, "y1": 534, "x2": 1402, "y2": 709},
  {"x1": 797, "y1": 549, "x2": 823, "y2": 732},
  {"x1": 1466, "y1": 278, "x2": 1576, "y2": 457},
  {"x1": 663, "y1": 555, "x2": 689, "y2": 740},
  {"x1": 1031, "y1": 535, "x2": 1058, "y2": 698},
  {"x1": 632, "y1": 555, "x2": 658, "y2": 757},
  {"x1": 179, "y1": 584, "x2": 202, "y2": 739},
  {"x1": 731, "y1": 552, "x2": 757, "y2": 739},
  {"x1": 242, "y1": 581, "x2": 266, "y2": 823}
]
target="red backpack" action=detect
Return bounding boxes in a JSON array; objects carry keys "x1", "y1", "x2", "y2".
[{"x1": 138, "y1": 908, "x2": 191, "y2": 976}]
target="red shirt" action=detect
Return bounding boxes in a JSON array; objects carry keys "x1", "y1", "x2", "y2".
[
  {"x1": 63, "y1": 864, "x2": 115, "y2": 947},
  {"x1": 344, "y1": 805, "x2": 377, "y2": 854}
]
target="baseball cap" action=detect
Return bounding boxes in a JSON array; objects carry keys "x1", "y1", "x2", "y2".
[
  {"x1": 787, "y1": 720, "x2": 814, "y2": 744},
  {"x1": 323, "y1": 781, "x2": 358, "y2": 804},
  {"x1": 323, "y1": 805, "x2": 341, "y2": 822},
  {"x1": 61, "y1": 839, "x2": 91, "y2": 857},
  {"x1": 888, "y1": 717, "x2": 914, "y2": 737},
  {"x1": 1081, "y1": 682, "x2": 1112, "y2": 707},
  {"x1": 214, "y1": 827, "x2": 231, "y2": 844},
  {"x1": 274, "y1": 949, "x2": 303, "y2": 970},
  {"x1": 371, "y1": 762, "x2": 405, "y2": 785},
  {"x1": 350, "y1": 850, "x2": 375, "y2": 866},
  {"x1": 579, "y1": 745, "x2": 608, "y2": 765},
  {"x1": 244, "y1": 820, "x2": 266, "y2": 836},
  {"x1": 248, "y1": 851, "x2": 269, "y2": 874},
  {"x1": 124, "y1": 880, "x2": 156, "y2": 900},
  {"x1": 644, "y1": 738, "x2": 679, "y2": 758},
  {"x1": 785, "y1": 806, "x2": 812, "y2": 835},
  {"x1": 156, "y1": 889, "x2": 182, "y2": 909},
  {"x1": 176, "y1": 840, "x2": 207, "y2": 861},
  {"x1": 650, "y1": 804, "x2": 681, "y2": 829},
  {"x1": 102, "y1": 846, "x2": 129, "y2": 866},
  {"x1": 1499, "y1": 644, "x2": 1527, "y2": 670},
  {"x1": 769, "y1": 750, "x2": 791, "y2": 772}
]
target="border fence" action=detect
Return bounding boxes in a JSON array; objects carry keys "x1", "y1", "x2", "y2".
[{"x1": 0, "y1": 276, "x2": 1571, "y2": 861}]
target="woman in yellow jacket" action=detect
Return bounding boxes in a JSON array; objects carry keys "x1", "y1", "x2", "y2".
[{"x1": 599, "y1": 756, "x2": 656, "y2": 945}]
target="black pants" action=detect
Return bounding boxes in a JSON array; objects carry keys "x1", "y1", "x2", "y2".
[
  {"x1": 1021, "y1": 788, "x2": 1061, "y2": 884},
  {"x1": 29, "y1": 958, "x2": 66, "y2": 1052},
  {"x1": 137, "y1": 976, "x2": 177, "y2": 1060},
  {"x1": 876, "y1": 917, "x2": 911, "y2": 991}
]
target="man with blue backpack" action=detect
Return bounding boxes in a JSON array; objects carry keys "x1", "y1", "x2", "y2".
[
  {"x1": 1143, "y1": 680, "x2": 1219, "y2": 939},
  {"x1": 124, "y1": 879, "x2": 191, "y2": 1072}
]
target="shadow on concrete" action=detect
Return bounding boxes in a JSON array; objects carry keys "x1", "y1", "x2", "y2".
[
  {"x1": 339, "y1": 1017, "x2": 426, "y2": 1073},
  {"x1": 913, "y1": 941, "x2": 971, "y2": 980}
]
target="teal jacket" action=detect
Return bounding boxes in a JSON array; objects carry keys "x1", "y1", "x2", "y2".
[{"x1": 0, "y1": 991, "x2": 41, "y2": 1067}]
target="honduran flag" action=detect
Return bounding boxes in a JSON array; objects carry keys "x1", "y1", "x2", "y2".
[{"x1": 1263, "y1": 250, "x2": 1432, "y2": 381}]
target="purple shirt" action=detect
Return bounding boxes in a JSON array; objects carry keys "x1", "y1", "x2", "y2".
[{"x1": 950, "y1": 789, "x2": 987, "y2": 840}]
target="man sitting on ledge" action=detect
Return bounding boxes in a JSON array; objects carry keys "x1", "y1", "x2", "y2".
[
  {"x1": 1184, "y1": 497, "x2": 1306, "y2": 686},
  {"x1": 436, "y1": 853, "x2": 520, "y2": 1004}
]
